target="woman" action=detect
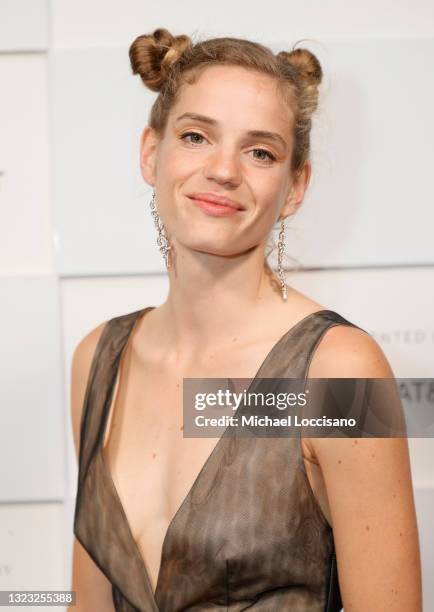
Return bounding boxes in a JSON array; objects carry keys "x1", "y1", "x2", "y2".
[{"x1": 69, "y1": 28, "x2": 422, "y2": 611}]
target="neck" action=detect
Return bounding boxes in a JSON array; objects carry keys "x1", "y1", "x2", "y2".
[{"x1": 154, "y1": 241, "x2": 289, "y2": 353}]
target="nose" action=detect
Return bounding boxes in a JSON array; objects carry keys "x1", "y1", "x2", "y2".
[{"x1": 203, "y1": 145, "x2": 242, "y2": 187}]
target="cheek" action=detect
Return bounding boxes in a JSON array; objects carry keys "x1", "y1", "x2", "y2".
[
  {"x1": 253, "y1": 183, "x2": 283, "y2": 217},
  {"x1": 159, "y1": 140, "x2": 200, "y2": 176},
  {"x1": 259, "y1": 205, "x2": 281, "y2": 229},
  {"x1": 166, "y1": 155, "x2": 196, "y2": 181}
]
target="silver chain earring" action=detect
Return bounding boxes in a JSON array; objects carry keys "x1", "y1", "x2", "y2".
[
  {"x1": 149, "y1": 189, "x2": 172, "y2": 269},
  {"x1": 277, "y1": 218, "x2": 288, "y2": 301}
]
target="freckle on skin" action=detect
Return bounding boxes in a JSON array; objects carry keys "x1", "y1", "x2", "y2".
[
  {"x1": 152, "y1": 452, "x2": 156, "y2": 459},
  {"x1": 338, "y1": 459, "x2": 342, "y2": 464},
  {"x1": 371, "y1": 453, "x2": 375, "y2": 458},
  {"x1": 366, "y1": 525, "x2": 370, "y2": 531}
]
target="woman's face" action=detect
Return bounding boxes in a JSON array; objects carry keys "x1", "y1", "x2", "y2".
[{"x1": 140, "y1": 64, "x2": 309, "y2": 259}]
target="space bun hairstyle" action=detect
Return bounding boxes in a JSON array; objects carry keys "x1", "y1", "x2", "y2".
[{"x1": 129, "y1": 28, "x2": 323, "y2": 178}]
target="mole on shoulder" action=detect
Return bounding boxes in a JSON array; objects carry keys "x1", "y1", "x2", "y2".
[
  {"x1": 366, "y1": 525, "x2": 370, "y2": 531},
  {"x1": 337, "y1": 459, "x2": 342, "y2": 464},
  {"x1": 152, "y1": 452, "x2": 156, "y2": 459}
]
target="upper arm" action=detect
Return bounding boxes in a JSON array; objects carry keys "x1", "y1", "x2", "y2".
[
  {"x1": 307, "y1": 325, "x2": 422, "y2": 611},
  {"x1": 69, "y1": 319, "x2": 116, "y2": 612}
]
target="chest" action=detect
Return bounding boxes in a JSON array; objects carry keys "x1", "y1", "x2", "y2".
[
  {"x1": 103, "y1": 367, "x2": 225, "y2": 530},
  {"x1": 99, "y1": 327, "x2": 333, "y2": 595},
  {"x1": 100, "y1": 348, "x2": 291, "y2": 591}
]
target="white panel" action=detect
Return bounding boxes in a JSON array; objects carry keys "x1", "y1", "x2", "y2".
[
  {"x1": 0, "y1": 54, "x2": 54, "y2": 275},
  {"x1": 287, "y1": 266, "x2": 434, "y2": 377},
  {"x1": 409, "y1": 439, "x2": 434, "y2": 488},
  {"x1": 0, "y1": 502, "x2": 67, "y2": 610},
  {"x1": 61, "y1": 274, "x2": 168, "y2": 497},
  {"x1": 413, "y1": 487, "x2": 434, "y2": 611},
  {"x1": 283, "y1": 37, "x2": 434, "y2": 267},
  {"x1": 0, "y1": 0, "x2": 48, "y2": 52},
  {"x1": 51, "y1": 0, "x2": 434, "y2": 48},
  {"x1": 50, "y1": 48, "x2": 163, "y2": 275},
  {"x1": 0, "y1": 277, "x2": 65, "y2": 501}
]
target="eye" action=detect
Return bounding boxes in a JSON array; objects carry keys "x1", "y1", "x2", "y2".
[
  {"x1": 179, "y1": 132, "x2": 277, "y2": 164},
  {"x1": 180, "y1": 131, "x2": 206, "y2": 145},
  {"x1": 251, "y1": 148, "x2": 277, "y2": 164}
]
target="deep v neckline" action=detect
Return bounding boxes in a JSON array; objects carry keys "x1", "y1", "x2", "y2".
[{"x1": 98, "y1": 305, "x2": 331, "y2": 607}]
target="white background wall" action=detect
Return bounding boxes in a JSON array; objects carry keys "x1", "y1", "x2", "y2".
[{"x1": 0, "y1": 0, "x2": 433, "y2": 610}]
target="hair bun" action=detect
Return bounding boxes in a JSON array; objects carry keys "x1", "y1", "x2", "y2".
[
  {"x1": 129, "y1": 27, "x2": 192, "y2": 92},
  {"x1": 276, "y1": 46, "x2": 322, "y2": 115},
  {"x1": 285, "y1": 48, "x2": 322, "y2": 85}
]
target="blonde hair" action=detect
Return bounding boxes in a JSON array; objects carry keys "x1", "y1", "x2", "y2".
[{"x1": 129, "y1": 28, "x2": 323, "y2": 269}]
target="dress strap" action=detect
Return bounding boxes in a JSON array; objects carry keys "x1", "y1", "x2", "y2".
[
  {"x1": 258, "y1": 309, "x2": 368, "y2": 381},
  {"x1": 76, "y1": 307, "x2": 148, "y2": 489}
]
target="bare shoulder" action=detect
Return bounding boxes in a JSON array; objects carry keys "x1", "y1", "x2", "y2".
[
  {"x1": 72, "y1": 319, "x2": 110, "y2": 376},
  {"x1": 308, "y1": 320, "x2": 395, "y2": 379},
  {"x1": 70, "y1": 319, "x2": 110, "y2": 459},
  {"x1": 302, "y1": 321, "x2": 395, "y2": 463}
]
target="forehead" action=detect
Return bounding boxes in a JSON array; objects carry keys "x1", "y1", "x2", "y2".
[{"x1": 170, "y1": 65, "x2": 292, "y2": 134}]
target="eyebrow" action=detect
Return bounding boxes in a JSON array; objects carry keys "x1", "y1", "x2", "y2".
[{"x1": 174, "y1": 112, "x2": 288, "y2": 150}]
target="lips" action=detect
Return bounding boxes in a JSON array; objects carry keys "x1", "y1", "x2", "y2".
[{"x1": 187, "y1": 192, "x2": 245, "y2": 211}]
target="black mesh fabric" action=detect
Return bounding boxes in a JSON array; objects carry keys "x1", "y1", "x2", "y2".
[{"x1": 73, "y1": 306, "x2": 366, "y2": 611}]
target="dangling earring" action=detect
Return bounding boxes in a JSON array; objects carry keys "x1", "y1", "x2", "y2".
[
  {"x1": 277, "y1": 218, "x2": 288, "y2": 301},
  {"x1": 149, "y1": 189, "x2": 172, "y2": 268}
]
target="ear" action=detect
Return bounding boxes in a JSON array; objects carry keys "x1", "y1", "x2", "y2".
[
  {"x1": 278, "y1": 162, "x2": 312, "y2": 221},
  {"x1": 139, "y1": 126, "x2": 160, "y2": 186}
]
